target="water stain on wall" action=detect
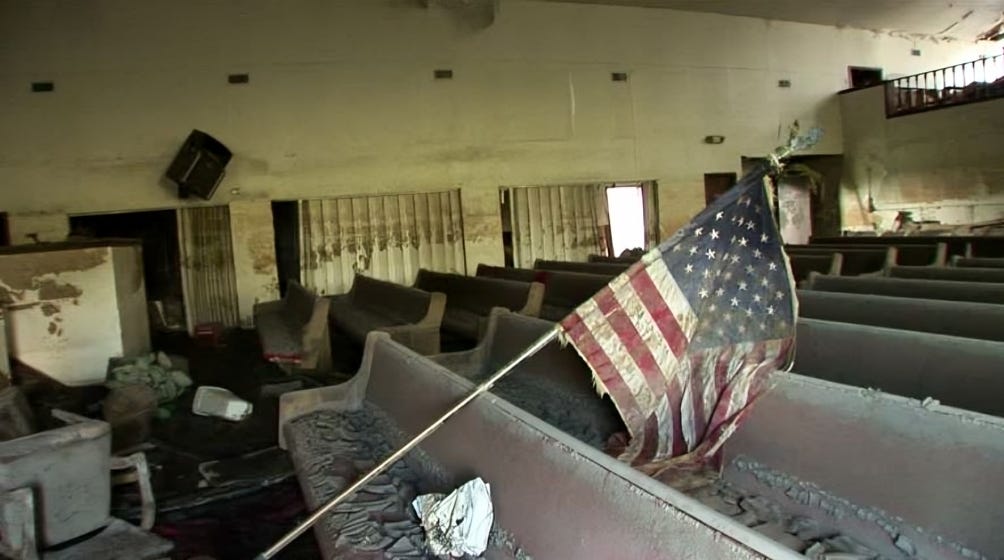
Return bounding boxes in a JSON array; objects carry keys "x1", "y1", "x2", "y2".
[
  {"x1": 40, "y1": 302, "x2": 60, "y2": 317},
  {"x1": 37, "y1": 279, "x2": 84, "y2": 300},
  {"x1": 0, "y1": 248, "x2": 107, "y2": 292}
]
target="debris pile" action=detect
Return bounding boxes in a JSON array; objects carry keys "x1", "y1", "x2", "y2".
[
  {"x1": 107, "y1": 352, "x2": 192, "y2": 416},
  {"x1": 289, "y1": 407, "x2": 445, "y2": 558}
]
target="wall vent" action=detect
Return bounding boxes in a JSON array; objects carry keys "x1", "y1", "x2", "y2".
[{"x1": 31, "y1": 81, "x2": 54, "y2": 93}]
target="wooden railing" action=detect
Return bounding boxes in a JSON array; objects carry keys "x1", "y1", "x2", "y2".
[{"x1": 885, "y1": 55, "x2": 1004, "y2": 117}]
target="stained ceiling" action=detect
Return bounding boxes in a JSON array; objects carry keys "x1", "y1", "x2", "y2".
[{"x1": 534, "y1": 0, "x2": 1004, "y2": 40}]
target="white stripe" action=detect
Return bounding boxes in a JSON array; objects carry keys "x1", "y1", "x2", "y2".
[
  {"x1": 679, "y1": 374, "x2": 697, "y2": 451},
  {"x1": 643, "y1": 256, "x2": 699, "y2": 338},
  {"x1": 611, "y1": 293, "x2": 680, "y2": 457},
  {"x1": 610, "y1": 267, "x2": 691, "y2": 457},
  {"x1": 652, "y1": 393, "x2": 674, "y2": 461},
  {"x1": 577, "y1": 298, "x2": 657, "y2": 419}
]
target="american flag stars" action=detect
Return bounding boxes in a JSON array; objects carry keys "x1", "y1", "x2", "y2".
[{"x1": 558, "y1": 165, "x2": 795, "y2": 469}]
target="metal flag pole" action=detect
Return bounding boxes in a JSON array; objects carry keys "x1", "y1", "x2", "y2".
[{"x1": 255, "y1": 326, "x2": 562, "y2": 560}]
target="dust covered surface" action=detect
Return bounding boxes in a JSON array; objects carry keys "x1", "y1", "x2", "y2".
[
  {"x1": 684, "y1": 456, "x2": 990, "y2": 560},
  {"x1": 286, "y1": 406, "x2": 527, "y2": 559},
  {"x1": 490, "y1": 373, "x2": 624, "y2": 450}
]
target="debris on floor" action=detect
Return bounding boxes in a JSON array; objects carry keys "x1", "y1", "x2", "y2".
[
  {"x1": 107, "y1": 352, "x2": 192, "y2": 417},
  {"x1": 414, "y1": 477, "x2": 494, "y2": 558},
  {"x1": 5, "y1": 328, "x2": 321, "y2": 559},
  {"x1": 198, "y1": 446, "x2": 293, "y2": 489},
  {"x1": 192, "y1": 386, "x2": 253, "y2": 421},
  {"x1": 0, "y1": 386, "x2": 36, "y2": 441}
]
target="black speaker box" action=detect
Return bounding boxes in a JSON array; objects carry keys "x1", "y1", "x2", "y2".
[{"x1": 165, "y1": 130, "x2": 232, "y2": 200}]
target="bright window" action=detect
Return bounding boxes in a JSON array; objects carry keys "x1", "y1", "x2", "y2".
[{"x1": 606, "y1": 186, "x2": 646, "y2": 256}]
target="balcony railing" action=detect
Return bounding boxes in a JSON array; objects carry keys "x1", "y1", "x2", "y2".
[{"x1": 885, "y1": 55, "x2": 1004, "y2": 117}]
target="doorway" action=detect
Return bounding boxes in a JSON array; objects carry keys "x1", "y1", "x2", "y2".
[
  {"x1": 606, "y1": 185, "x2": 646, "y2": 257},
  {"x1": 69, "y1": 210, "x2": 186, "y2": 330},
  {"x1": 704, "y1": 173, "x2": 737, "y2": 206},
  {"x1": 271, "y1": 201, "x2": 300, "y2": 297}
]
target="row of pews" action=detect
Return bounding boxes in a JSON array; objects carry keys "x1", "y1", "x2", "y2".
[{"x1": 273, "y1": 238, "x2": 1004, "y2": 559}]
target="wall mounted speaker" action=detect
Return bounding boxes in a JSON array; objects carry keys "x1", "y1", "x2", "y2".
[{"x1": 165, "y1": 130, "x2": 232, "y2": 200}]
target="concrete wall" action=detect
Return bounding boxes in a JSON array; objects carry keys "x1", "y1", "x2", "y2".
[
  {"x1": 0, "y1": 0, "x2": 982, "y2": 280},
  {"x1": 111, "y1": 245, "x2": 152, "y2": 357},
  {"x1": 228, "y1": 199, "x2": 280, "y2": 326},
  {"x1": 839, "y1": 86, "x2": 1004, "y2": 231},
  {"x1": 0, "y1": 246, "x2": 122, "y2": 385}
]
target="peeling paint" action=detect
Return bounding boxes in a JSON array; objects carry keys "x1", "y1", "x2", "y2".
[
  {"x1": 0, "y1": 248, "x2": 106, "y2": 292},
  {"x1": 40, "y1": 302, "x2": 60, "y2": 316},
  {"x1": 37, "y1": 279, "x2": 84, "y2": 300}
]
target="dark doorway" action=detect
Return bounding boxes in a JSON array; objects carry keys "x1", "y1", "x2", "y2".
[
  {"x1": 0, "y1": 213, "x2": 9, "y2": 247},
  {"x1": 271, "y1": 201, "x2": 300, "y2": 297},
  {"x1": 849, "y1": 66, "x2": 883, "y2": 89},
  {"x1": 69, "y1": 209, "x2": 186, "y2": 330},
  {"x1": 704, "y1": 173, "x2": 737, "y2": 206},
  {"x1": 498, "y1": 189, "x2": 514, "y2": 267}
]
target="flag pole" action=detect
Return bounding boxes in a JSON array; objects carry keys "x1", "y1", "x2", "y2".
[{"x1": 255, "y1": 326, "x2": 562, "y2": 560}]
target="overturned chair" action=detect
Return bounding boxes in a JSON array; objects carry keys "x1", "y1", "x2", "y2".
[{"x1": 0, "y1": 411, "x2": 168, "y2": 560}]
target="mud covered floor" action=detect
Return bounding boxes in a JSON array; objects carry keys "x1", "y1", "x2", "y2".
[{"x1": 15, "y1": 329, "x2": 330, "y2": 559}]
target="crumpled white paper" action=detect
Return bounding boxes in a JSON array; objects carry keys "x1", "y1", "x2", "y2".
[{"x1": 412, "y1": 477, "x2": 493, "y2": 558}]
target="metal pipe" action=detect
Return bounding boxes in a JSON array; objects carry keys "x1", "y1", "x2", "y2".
[{"x1": 255, "y1": 326, "x2": 562, "y2": 560}]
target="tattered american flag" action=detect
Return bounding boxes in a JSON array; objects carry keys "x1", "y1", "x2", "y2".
[{"x1": 559, "y1": 166, "x2": 796, "y2": 473}]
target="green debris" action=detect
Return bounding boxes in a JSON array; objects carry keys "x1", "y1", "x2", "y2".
[{"x1": 107, "y1": 352, "x2": 193, "y2": 406}]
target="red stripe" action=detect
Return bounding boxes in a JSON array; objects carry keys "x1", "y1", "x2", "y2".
[
  {"x1": 562, "y1": 312, "x2": 646, "y2": 431},
  {"x1": 629, "y1": 270, "x2": 688, "y2": 357},
  {"x1": 263, "y1": 353, "x2": 303, "y2": 364},
  {"x1": 592, "y1": 286, "x2": 666, "y2": 399},
  {"x1": 632, "y1": 411, "x2": 662, "y2": 466}
]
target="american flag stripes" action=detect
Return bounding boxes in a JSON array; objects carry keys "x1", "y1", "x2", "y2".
[{"x1": 559, "y1": 166, "x2": 796, "y2": 473}]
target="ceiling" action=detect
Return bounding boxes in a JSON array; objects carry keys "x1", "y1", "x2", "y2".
[{"x1": 535, "y1": 0, "x2": 1004, "y2": 40}]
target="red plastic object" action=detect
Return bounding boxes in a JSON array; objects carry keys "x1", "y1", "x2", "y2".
[{"x1": 194, "y1": 322, "x2": 224, "y2": 347}]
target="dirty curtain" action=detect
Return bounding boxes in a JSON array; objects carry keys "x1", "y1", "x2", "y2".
[
  {"x1": 507, "y1": 184, "x2": 609, "y2": 268},
  {"x1": 177, "y1": 206, "x2": 241, "y2": 331},
  {"x1": 298, "y1": 190, "x2": 466, "y2": 295}
]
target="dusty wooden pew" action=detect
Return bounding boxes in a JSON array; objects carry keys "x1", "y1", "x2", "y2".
[
  {"x1": 533, "y1": 258, "x2": 630, "y2": 276},
  {"x1": 793, "y1": 318, "x2": 1004, "y2": 416},
  {"x1": 429, "y1": 309, "x2": 623, "y2": 449},
  {"x1": 888, "y1": 265, "x2": 1004, "y2": 284},
  {"x1": 804, "y1": 273, "x2": 1004, "y2": 304},
  {"x1": 795, "y1": 290, "x2": 1004, "y2": 341},
  {"x1": 279, "y1": 333, "x2": 1002, "y2": 559},
  {"x1": 727, "y1": 373, "x2": 1004, "y2": 558},
  {"x1": 477, "y1": 264, "x2": 613, "y2": 322},
  {"x1": 414, "y1": 269, "x2": 543, "y2": 344},
  {"x1": 254, "y1": 280, "x2": 331, "y2": 372},
  {"x1": 328, "y1": 274, "x2": 446, "y2": 355},
  {"x1": 952, "y1": 256, "x2": 1004, "y2": 268},
  {"x1": 280, "y1": 333, "x2": 802, "y2": 560}
]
